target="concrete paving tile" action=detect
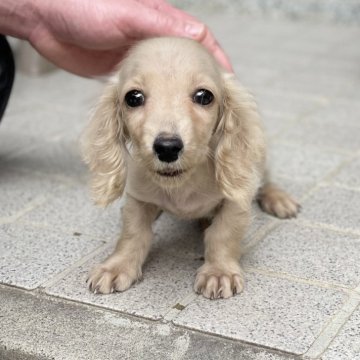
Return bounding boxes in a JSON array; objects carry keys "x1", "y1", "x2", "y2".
[
  {"x1": 269, "y1": 143, "x2": 346, "y2": 182},
  {"x1": 278, "y1": 118, "x2": 360, "y2": 152},
  {"x1": 305, "y1": 99, "x2": 360, "y2": 128},
  {"x1": 332, "y1": 157, "x2": 360, "y2": 189},
  {"x1": 192, "y1": 14, "x2": 302, "y2": 51},
  {"x1": 235, "y1": 66, "x2": 278, "y2": 90},
  {"x1": 152, "y1": 213, "x2": 204, "y2": 258},
  {"x1": 271, "y1": 71, "x2": 360, "y2": 100},
  {"x1": 329, "y1": 33, "x2": 360, "y2": 59},
  {"x1": 259, "y1": 111, "x2": 295, "y2": 139},
  {"x1": 244, "y1": 206, "x2": 274, "y2": 246},
  {"x1": 154, "y1": 208, "x2": 272, "y2": 255},
  {"x1": 301, "y1": 186, "x2": 360, "y2": 232},
  {"x1": 306, "y1": 54, "x2": 360, "y2": 79},
  {"x1": 21, "y1": 183, "x2": 123, "y2": 240},
  {"x1": 45, "y1": 245, "x2": 199, "y2": 320},
  {"x1": 6, "y1": 71, "x2": 103, "y2": 115},
  {"x1": 270, "y1": 96, "x2": 360, "y2": 152},
  {"x1": 154, "y1": 205, "x2": 279, "y2": 255},
  {"x1": 322, "y1": 304, "x2": 360, "y2": 360},
  {"x1": 46, "y1": 211, "x2": 261, "y2": 320},
  {"x1": 243, "y1": 223, "x2": 360, "y2": 287},
  {"x1": 4, "y1": 140, "x2": 88, "y2": 183},
  {"x1": 1, "y1": 101, "x2": 90, "y2": 141},
  {"x1": 0, "y1": 224, "x2": 104, "y2": 289},
  {"x1": 0, "y1": 167, "x2": 65, "y2": 219},
  {"x1": 0, "y1": 286, "x2": 297, "y2": 360},
  {"x1": 172, "y1": 272, "x2": 347, "y2": 355},
  {"x1": 0, "y1": 130, "x2": 43, "y2": 160},
  {"x1": 255, "y1": 89, "x2": 325, "y2": 119},
  {"x1": 233, "y1": 48, "x2": 314, "y2": 74}
]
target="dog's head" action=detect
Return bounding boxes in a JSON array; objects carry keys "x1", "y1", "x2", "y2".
[{"x1": 82, "y1": 37, "x2": 265, "y2": 207}]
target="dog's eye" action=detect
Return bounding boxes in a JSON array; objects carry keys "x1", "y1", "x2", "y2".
[
  {"x1": 125, "y1": 90, "x2": 145, "y2": 107},
  {"x1": 193, "y1": 89, "x2": 214, "y2": 106}
]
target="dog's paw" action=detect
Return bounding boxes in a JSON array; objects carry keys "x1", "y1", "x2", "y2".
[
  {"x1": 257, "y1": 184, "x2": 300, "y2": 219},
  {"x1": 194, "y1": 263, "x2": 244, "y2": 299},
  {"x1": 87, "y1": 262, "x2": 140, "y2": 294}
]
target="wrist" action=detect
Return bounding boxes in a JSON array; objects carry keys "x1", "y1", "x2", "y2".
[{"x1": 0, "y1": 0, "x2": 42, "y2": 40}]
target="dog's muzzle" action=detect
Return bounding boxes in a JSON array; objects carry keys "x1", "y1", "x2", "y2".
[{"x1": 153, "y1": 135, "x2": 183, "y2": 163}]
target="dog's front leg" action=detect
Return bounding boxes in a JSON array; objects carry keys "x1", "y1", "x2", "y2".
[
  {"x1": 88, "y1": 195, "x2": 159, "y2": 294},
  {"x1": 194, "y1": 200, "x2": 250, "y2": 299}
]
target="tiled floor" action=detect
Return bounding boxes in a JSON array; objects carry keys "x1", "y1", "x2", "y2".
[{"x1": 1, "y1": 14, "x2": 360, "y2": 360}]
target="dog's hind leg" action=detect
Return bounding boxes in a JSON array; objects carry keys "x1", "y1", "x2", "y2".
[{"x1": 257, "y1": 181, "x2": 300, "y2": 219}]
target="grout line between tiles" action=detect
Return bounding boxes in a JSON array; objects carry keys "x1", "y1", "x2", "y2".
[
  {"x1": 329, "y1": 182, "x2": 360, "y2": 193},
  {"x1": 321, "y1": 152, "x2": 360, "y2": 184},
  {"x1": 304, "y1": 294, "x2": 360, "y2": 359},
  {"x1": 17, "y1": 218, "x2": 118, "y2": 242},
  {"x1": 244, "y1": 266, "x2": 357, "y2": 293},
  {"x1": 296, "y1": 218, "x2": 360, "y2": 237},
  {"x1": 163, "y1": 292, "x2": 199, "y2": 322},
  {"x1": 242, "y1": 218, "x2": 280, "y2": 252},
  {"x1": 270, "y1": 100, "x2": 328, "y2": 141},
  {"x1": 0, "y1": 195, "x2": 48, "y2": 225},
  {"x1": 38, "y1": 242, "x2": 110, "y2": 290},
  {"x1": 272, "y1": 138, "x2": 356, "y2": 156}
]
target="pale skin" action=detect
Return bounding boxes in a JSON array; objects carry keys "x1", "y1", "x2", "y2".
[{"x1": 0, "y1": 0, "x2": 233, "y2": 77}]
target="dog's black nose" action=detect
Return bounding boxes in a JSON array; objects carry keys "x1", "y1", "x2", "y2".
[{"x1": 153, "y1": 135, "x2": 183, "y2": 163}]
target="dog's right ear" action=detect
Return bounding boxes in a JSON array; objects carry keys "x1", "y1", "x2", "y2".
[{"x1": 81, "y1": 80, "x2": 127, "y2": 207}]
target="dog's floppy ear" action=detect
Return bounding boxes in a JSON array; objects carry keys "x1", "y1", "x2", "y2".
[
  {"x1": 214, "y1": 73, "x2": 266, "y2": 209},
  {"x1": 81, "y1": 80, "x2": 127, "y2": 207}
]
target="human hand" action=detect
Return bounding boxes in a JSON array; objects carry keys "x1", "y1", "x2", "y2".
[{"x1": 29, "y1": 0, "x2": 232, "y2": 77}]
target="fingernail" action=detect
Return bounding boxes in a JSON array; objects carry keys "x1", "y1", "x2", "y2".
[{"x1": 185, "y1": 22, "x2": 205, "y2": 38}]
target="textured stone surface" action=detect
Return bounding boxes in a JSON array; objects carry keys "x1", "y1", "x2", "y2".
[
  {"x1": 243, "y1": 223, "x2": 360, "y2": 287},
  {"x1": 332, "y1": 157, "x2": 360, "y2": 189},
  {"x1": 0, "y1": 167, "x2": 65, "y2": 220},
  {"x1": 322, "y1": 304, "x2": 360, "y2": 360},
  {"x1": 45, "y1": 245, "x2": 199, "y2": 320},
  {"x1": 269, "y1": 143, "x2": 346, "y2": 182},
  {"x1": 172, "y1": 272, "x2": 347, "y2": 355},
  {"x1": 279, "y1": 118, "x2": 360, "y2": 152},
  {"x1": 0, "y1": 286, "x2": 295, "y2": 360},
  {"x1": 21, "y1": 183, "x2": 123, "y2": 240},
  {"x1": 0, "y1": 224, "x2": 103, "y2": 289},
  {"x1": 170, "y1": 0, "x2": 360, "y2": 24},
  {"x1": 301, "y1": 186, "x2": 360, "y2": 232}
]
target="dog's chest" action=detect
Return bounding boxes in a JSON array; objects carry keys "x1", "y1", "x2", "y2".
[
  {"x1": 158, "y1": 189, "x2": 221, "y2": 219},
  {"x1": 127, "y1": 176, "x2": 222, "y2": 219}
]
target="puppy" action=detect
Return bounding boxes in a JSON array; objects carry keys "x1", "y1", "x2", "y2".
[{"x1": 82, "y1": 37, "x2": 299, "y2": 299}]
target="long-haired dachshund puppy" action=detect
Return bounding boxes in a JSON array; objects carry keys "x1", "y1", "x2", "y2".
[{"x1": 82, "y1": 37, "x2": 299, "y2": 299}]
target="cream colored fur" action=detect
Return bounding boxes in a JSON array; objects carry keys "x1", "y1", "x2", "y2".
[{"x1": 82, "y1": 37, "x2": 299, "y2": 299}]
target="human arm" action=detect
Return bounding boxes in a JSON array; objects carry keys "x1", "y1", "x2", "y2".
[{"x1": 0, "y1": 0, "x2": 233, "y2": 77}]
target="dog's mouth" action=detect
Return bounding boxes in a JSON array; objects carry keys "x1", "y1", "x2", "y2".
[{"x1": 156, "y1": 169, "x2": 185, "y2": 178}]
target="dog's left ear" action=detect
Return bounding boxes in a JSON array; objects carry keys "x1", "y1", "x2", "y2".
[
  {"x1": 214, "y1": 73, "x2": 266, "y2": 209},
  {"x1": 81, "y1": 80, "x2": 127, "y2": 207}
]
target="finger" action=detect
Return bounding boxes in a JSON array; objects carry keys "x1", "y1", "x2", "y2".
[
  {"x1": 136, "y1": 1, "x2": 233, "y2": 72},
  {"x1": 127, "y1": 6, "x2": 233, "y2": 72},
  {"x1": 125, "y1": 6, "x2": 206, "y2": 39},
  {"x1": 200, "y1": 29, "x2": 234, "y2": 72},
  {"x1": 31, "y1": 31, "x2": 124, "y2": 77}
]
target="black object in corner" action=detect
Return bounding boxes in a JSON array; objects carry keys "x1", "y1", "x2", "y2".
[{"x1": 0, "y1": 35, "x2": 15, "y2": 122}]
